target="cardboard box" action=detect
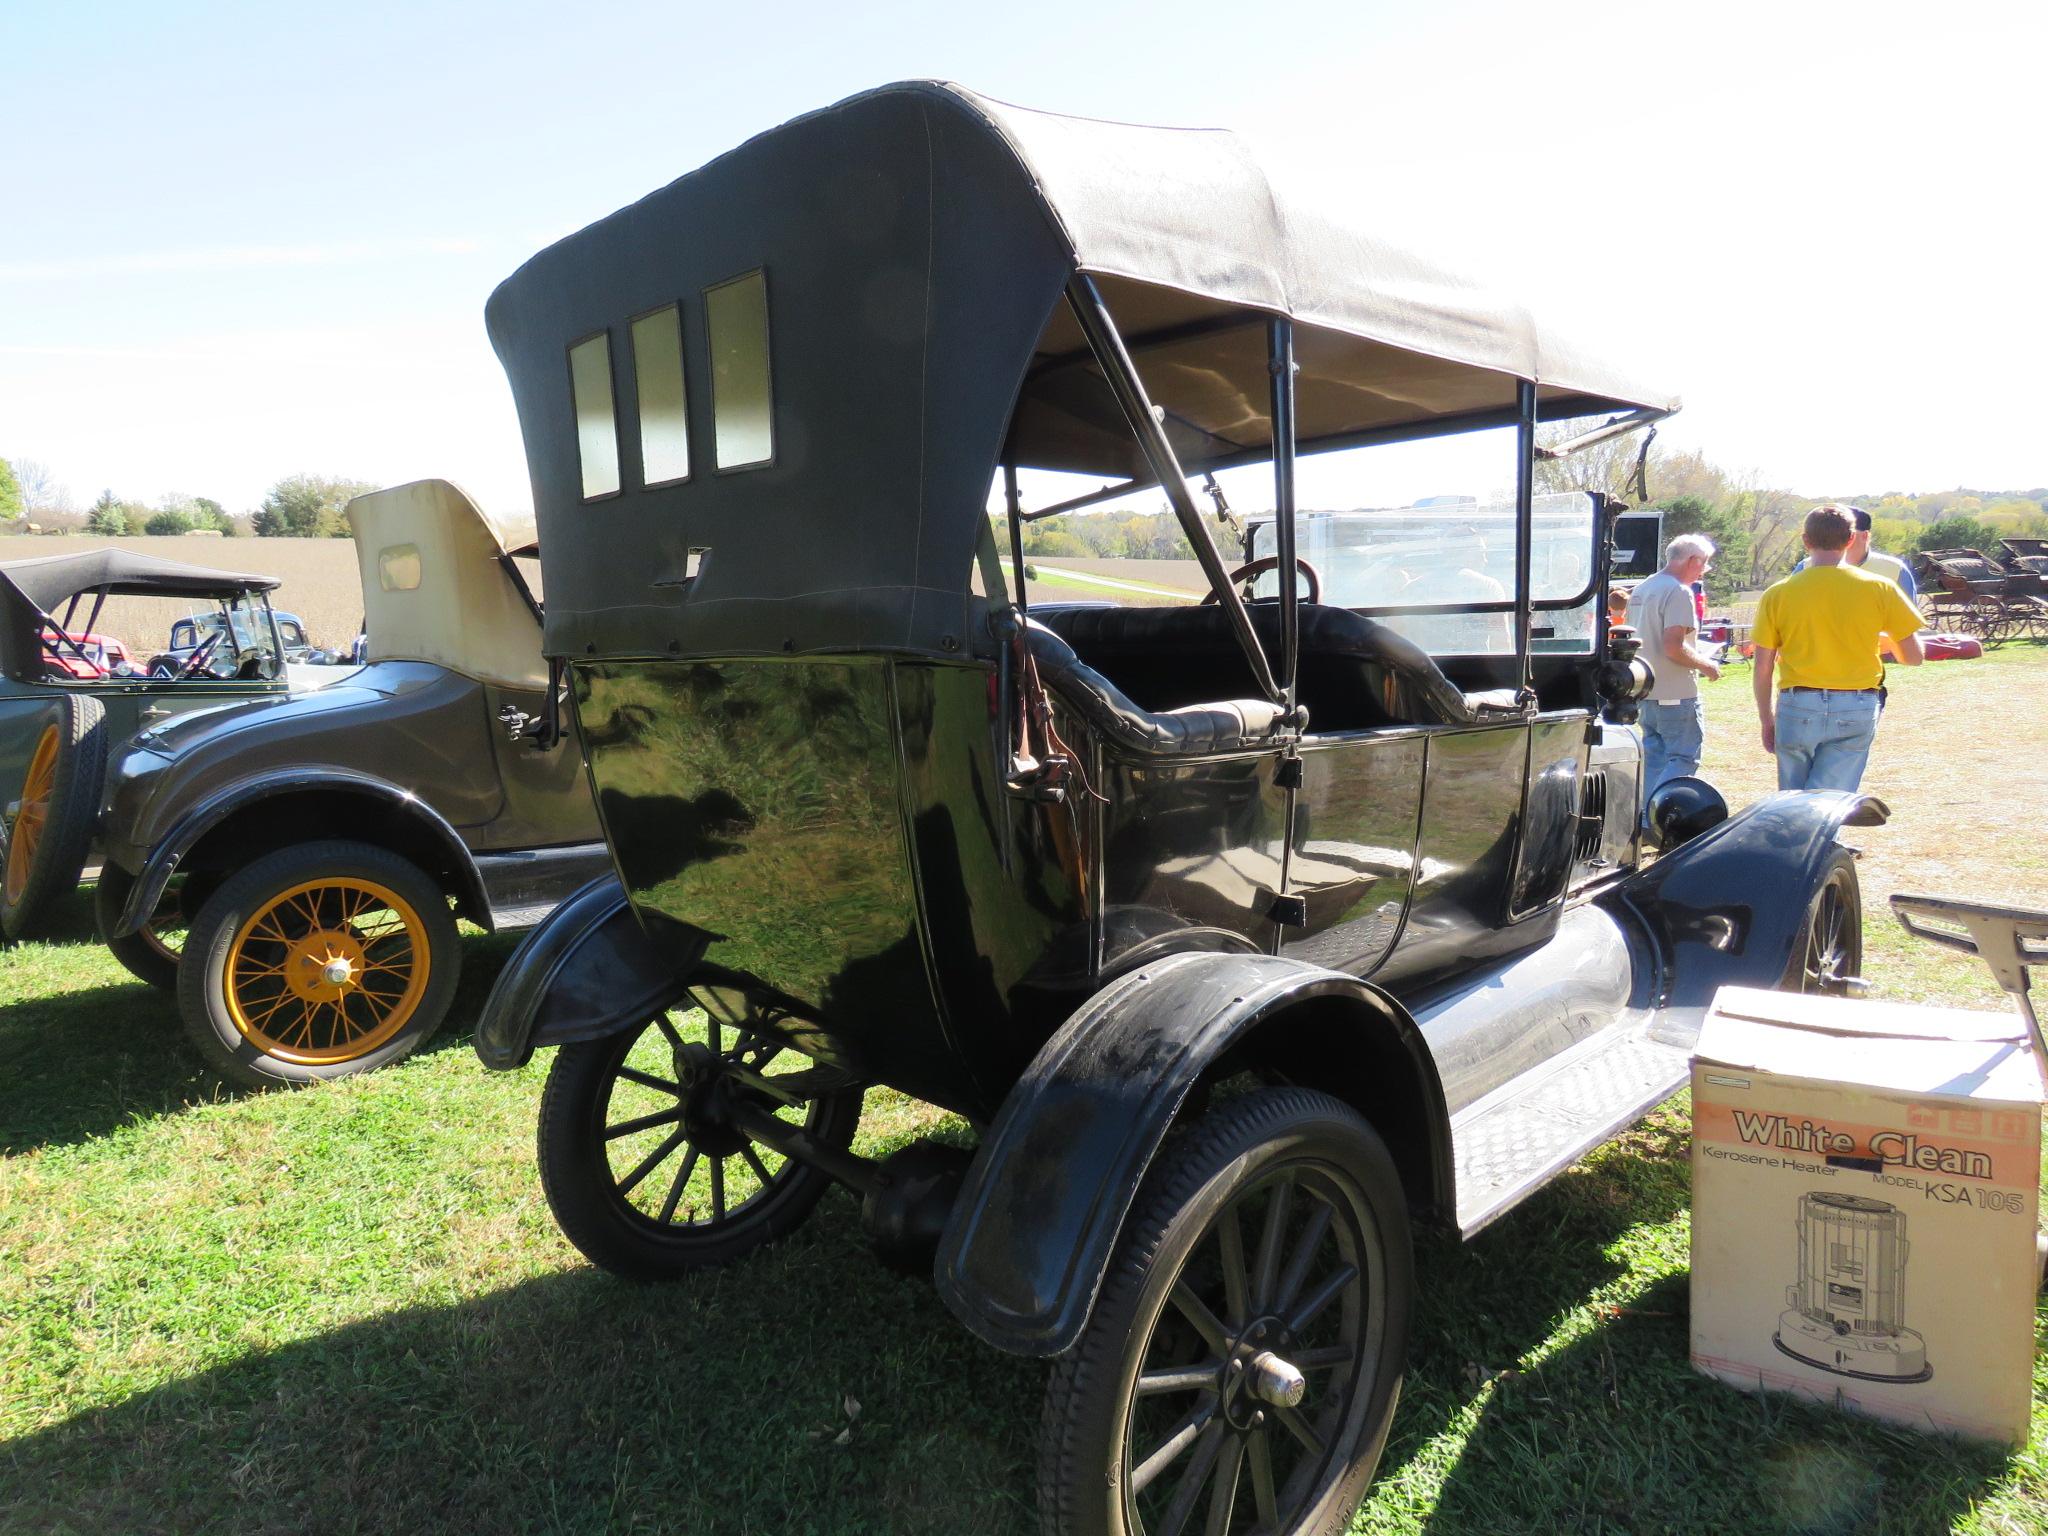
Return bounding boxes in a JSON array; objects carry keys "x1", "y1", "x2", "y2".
[{"x1": 1690, "y1": 985, "x2": 2043, "y2": 1444}]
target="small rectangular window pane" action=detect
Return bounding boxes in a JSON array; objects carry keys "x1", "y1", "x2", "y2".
[
  {"x1": 631, "y1": 305, "x2": 690, "y2": 485},
  {"x1": 706, "y1": 271, "x2": 773, "y2": 469},
  {"x1": 569, "y1": 332, "x2": 620, "y2": 499},
  {"x1": 377, "y1": 545, "x2": 422, "y2": 591}
]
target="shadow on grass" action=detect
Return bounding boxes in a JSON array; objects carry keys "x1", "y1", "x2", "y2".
[
  {"x1": 1417, "y1": 1264, "x2": 2010, "y2": 1536},
  {"x1": 1, "y1": 1198, "x2": 1042, "y2": 1536},
  {"x1": 1383, "y1": 1123, "x2": 2013, "y2": 1536},
  {"x1": 0, "y1": 916, "x2": 524, "y2": 1157}
]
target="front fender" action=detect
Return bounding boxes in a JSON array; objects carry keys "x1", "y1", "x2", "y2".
[
  {"x1": 113, "y1": 770, "x2": 491, "y2": 936},
  {"x1": 473, "y1": 875, "x2": 706, "y2": 1070},
  {"x1": 934, "y1": 951, "x2": 1446, "y2": 1358},
  {"x1": 1603, "y1": 788, "x2": 1887, "y2": 1009}
]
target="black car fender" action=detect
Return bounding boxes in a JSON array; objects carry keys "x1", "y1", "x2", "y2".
[
  {"x1": 114, "y1": 769, "x2": 494, "y2": 936},
  {"x1": 473, "y1": 875, "x2": 708, "y2": 1071},
  {"x1": 933, "y1": 950, "x2": 1451, "y2": 1358},
  {"x1": 1602, "y1": 787, "x2": 1888, "y2": 1009}
]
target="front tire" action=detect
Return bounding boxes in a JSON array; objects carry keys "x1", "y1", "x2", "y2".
[
  {"x1": 1783, "y1": 846, "x2": 1862, "y2": 993},
  {"x1": 95, "y1": 864, "x2": 186, "y2": 991},
  {"x1": 178, "y1": 840, "x2": 460, "y2": 1086},
  {"x1": 1040, "y1": 1087, "x2": 1413, "y2": 1536},
  {"x1": 538, "y1": 1009, "x2": 861, "y2": 1279}
]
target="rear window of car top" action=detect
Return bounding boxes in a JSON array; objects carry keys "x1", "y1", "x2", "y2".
[
  {"x1": 705, "y1": 270, "x2": 774, "y2": 470},
  {"x1": 631, "y1": 304, "x2": 691, "y2": 486},
  {"x1": 568, "y1": 331, "x2": 622, "y2": 500}
]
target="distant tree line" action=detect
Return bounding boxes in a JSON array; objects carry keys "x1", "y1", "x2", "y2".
[{"x1": 0, "y1": 459, "x2": 377, "y2": 540}]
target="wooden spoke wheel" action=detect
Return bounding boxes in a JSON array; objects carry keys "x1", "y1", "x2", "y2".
[
  {"x1": 1042, "y1": 1088, "x2": 1412, "y2": 1536},
  {"x1": 538, "y1": 1008, "x2": 862, "y2": 1278},
  {"x1": 1784, "y1": 847, "x2": 1862, "y2": 995},
  {"x1": 1, "y1": 696, "x2": 106, "y2": 940},
  {"x1": 179, "y1": 840, "x2": 459, "y2": 1086}
]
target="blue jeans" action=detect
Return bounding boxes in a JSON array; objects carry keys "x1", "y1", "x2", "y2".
[
  {"x1": 1640, "y1": 698, "x2": 1705, "y2": 810},
  {"x1": 1775, "y1": 690, "x2": 1880, "y2": 791}
]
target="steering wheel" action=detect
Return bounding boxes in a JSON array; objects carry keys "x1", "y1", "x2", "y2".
[
  {"x1": 177, "y1": 631, "x2": 225, "y2": 680},
  {"x1": 1200, "y1": 555, "x2": 1323, "y2": 606}
]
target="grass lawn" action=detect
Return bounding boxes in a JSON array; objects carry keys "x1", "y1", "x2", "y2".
[{"x1": 3, "y1": 649, "x2": 2047, "y2": 1533}]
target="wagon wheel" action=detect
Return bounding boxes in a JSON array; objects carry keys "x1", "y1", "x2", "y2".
[
  {"x1": 1782, "y1": 847, "x2": 1862, "y2": 994},
  {"x1": 1042, "y1": 1088, "x2": 1412, "y2": 1536},
  {"x1": 538, "y1": 1008, "x2": 863, "y2": 1278},
  {"x1": 1, "y1": 694, "x2": 107, "y2": 940},
  {"x1": 95, "y1": 862, "x2": 189, "y2": 991},
  {"x1": 179, "y1": 840, "x2": 461, "y2": 1086}
]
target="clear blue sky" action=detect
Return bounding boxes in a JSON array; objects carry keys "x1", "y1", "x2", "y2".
[{"x1": 3, "y1": 0, "x2": 2041, "y2": 518}]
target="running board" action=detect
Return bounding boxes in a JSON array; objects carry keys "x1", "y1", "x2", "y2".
[{"x1": 1450, "y1": 1016, "x2": 1691, "y2": 1237}]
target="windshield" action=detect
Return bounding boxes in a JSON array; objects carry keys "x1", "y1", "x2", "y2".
[{"x1": 1251, "y1": 491, "x2": 1599, "y2": 655}]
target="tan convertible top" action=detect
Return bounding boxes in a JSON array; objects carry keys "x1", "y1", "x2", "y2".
[{"x1": 346, "y1": 480, "x2": 544, "y2": 690}]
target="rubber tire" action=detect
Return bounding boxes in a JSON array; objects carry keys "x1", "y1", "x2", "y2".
[
  {"x1": 178, "y1": 840, "x2": 461, "y2": 1087},
  {"x1": 95, "y1": 864, "x2": 183, "y2": 991},
  {"x1": 1, "y1": 694, "x2": 107, "y2": 939},
  {"x1": 539, "y1": 1019, "x2": 862, "y2": 1279},
  {"x1": 1040, "y1": 1087, "x2": 1414, "y2": 1536},
  {"x1": 1780, "y1": 846, "x2": 1862, "y2": 993}
]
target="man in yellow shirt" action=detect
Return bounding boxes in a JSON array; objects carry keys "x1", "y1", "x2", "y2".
[{"x1": 1753, "y1": 505, "x2": 1927, "y2": 791}]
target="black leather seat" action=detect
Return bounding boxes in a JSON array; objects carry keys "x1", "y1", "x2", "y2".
[
  {"x1": 1033, "y1": 603, "x2": 1526, "y2": 730},
  {"x1": 1020, "y1": 620, "x2": 1285, "y2": 756}
]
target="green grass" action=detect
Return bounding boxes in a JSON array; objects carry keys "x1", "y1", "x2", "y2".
[{"x1": 4, "y1": 651, "x2": 2048, "y2": 1532}]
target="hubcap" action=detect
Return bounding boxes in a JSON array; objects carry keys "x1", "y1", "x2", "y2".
[
  {"x1": 1120, "y1": 1161, "x2": 1380, "y2": 1535},
  {"x1": 222, "y1": 877, "x2": 429, "y2": 1062}
]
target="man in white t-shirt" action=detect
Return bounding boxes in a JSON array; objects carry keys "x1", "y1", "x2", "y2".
[{"x1": 1625, "y1": 534, "x2": 1722, "y2": 813}]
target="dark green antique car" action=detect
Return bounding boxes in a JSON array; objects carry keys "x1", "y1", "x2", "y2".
[
  {"x1": 471, "y1": 83, "x2": 1879, "y2": 1536},
  {"x1": 0, "y1": 549, "x2": 294, "y2": 939}
]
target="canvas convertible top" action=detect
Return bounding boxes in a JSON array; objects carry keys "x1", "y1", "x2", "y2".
[
  {"x1": 0, "y1": 549, "x2": 280, "y2": 681},
  {"x1": 488, "y1": 80, "x2": 1676, "y2": 663}
]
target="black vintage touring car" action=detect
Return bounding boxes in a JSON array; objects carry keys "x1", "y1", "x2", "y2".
[{"x1": 473, "y1": 83, "x2": 1877, "y2": 1535}]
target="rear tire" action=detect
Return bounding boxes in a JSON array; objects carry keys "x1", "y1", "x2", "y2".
[
  {"x1": 178, "y1": 840, "x2": 460, "y2": 1086},
  {"x1": 1040, "y1": 1087, "x2": 1413, "y2": 1536},
  {"x1": 538, "y1": 1010, "x2": 861, "y2": 1279},
  {"x1": 2, "y1": 695, "x2": 106, "y2": 939}
]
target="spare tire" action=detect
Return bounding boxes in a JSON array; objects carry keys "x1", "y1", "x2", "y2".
[{"x1": 2, "y1": 695, "x2": 108, "y2": 939}]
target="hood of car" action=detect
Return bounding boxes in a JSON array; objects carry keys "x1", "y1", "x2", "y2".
[{"x1": 128, "y1": 662, "x2": 416, "y2": 756}]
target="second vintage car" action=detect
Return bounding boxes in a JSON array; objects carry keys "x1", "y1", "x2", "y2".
[
  {"x1": 94, "y1": 479, "x2": 610, "y2": 1085},
  {"x1": 0, "y1": 548, "x2": 295, "y2": 939}
]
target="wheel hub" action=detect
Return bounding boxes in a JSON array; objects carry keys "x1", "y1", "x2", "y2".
[
  {"x1": 672, "y1": 1040, "x2": 748, "y2": 1157},
  {"x1": 283, "y1": 929, "x2": 367, "y2": 1003},
  {"x1": 1219, "y1": 1316, "x2": 1305, "y2": 1429}
]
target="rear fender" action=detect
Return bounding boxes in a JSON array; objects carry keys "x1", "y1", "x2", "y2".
[
  {"x1": 1603, "y1": 788, "x2": 1887, "y2": 1009},
  {"x1": 116, "y1": 771, "x2": 491, "y2": 935},
  {"x1": 473, "y1": 875, "x2": 707, "y2": 1070},
  {"x1": 934, "y1": 950, "x2": 1449, "y2": 1358}
]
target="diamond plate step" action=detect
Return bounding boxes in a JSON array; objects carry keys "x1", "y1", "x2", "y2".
[{"x1": 1451, "y1": 1018, "x2": 1690, "y2": 1237}]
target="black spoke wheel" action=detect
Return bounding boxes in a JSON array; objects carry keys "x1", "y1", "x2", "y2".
[
  {"x1": 1041, "y1": 1087, "x2": 1412, "y2": 1536},
  {"x1": 1783, "y1": 846, "x2": 1862, "y2": 994},
  {"x1": 538, "y1": 1008, "x2": 862, "y2": 1278}
]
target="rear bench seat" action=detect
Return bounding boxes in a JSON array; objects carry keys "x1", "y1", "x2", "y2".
[{"x1": 1032, "y1": 603, "x2": 1525, "y2": 732}]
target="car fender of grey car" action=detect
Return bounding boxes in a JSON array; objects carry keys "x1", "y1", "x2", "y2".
[{"x1": 108, "y1": 763, "x2": 493, "y2": 937}]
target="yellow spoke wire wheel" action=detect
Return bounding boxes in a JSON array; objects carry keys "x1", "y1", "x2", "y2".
[
  {"x1": 222, "y1": 877, "x2": 431, "y2": 1063},
  {"x1": 3, "y1": 725, "x2": 58, "y2": 908}
]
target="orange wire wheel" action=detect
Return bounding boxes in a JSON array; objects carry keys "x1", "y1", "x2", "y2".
[
  {"x1": 1, "y1": 695, "x2": 106, "y2": 941},
  {"x1": 221, "y1": 876, "x2": 432, "y2": 1064},
  {"x1": 3, "y1": 725, "x2": 58, "y2": 910}
]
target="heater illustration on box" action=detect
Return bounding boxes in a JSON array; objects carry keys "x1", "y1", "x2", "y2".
[{"x1": 1773, "y1": 1191, "x2": 1933, "y2": 1383}]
